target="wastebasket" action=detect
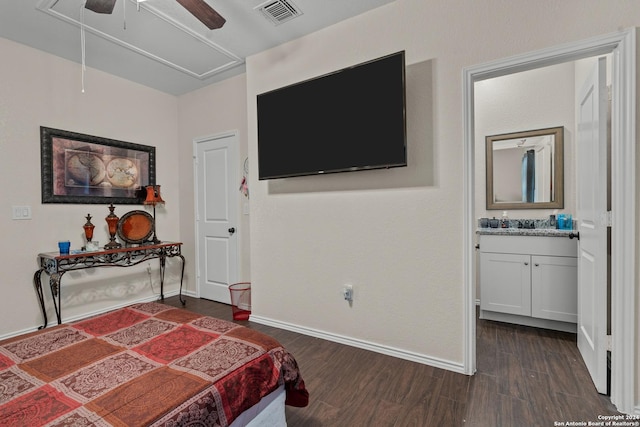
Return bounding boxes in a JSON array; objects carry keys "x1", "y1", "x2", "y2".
[{"x1": 229, "y1": 282, "x2": 251, "y2": 320}]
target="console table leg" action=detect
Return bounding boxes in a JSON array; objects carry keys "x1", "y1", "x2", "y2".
[
  {"x1": 159, "y1": 255, "x2": 166, "y2": 301},
  {"x1": 33, "y1": 269, "x2": 48, "y2": 329},
  {"x1": 49, "y1": 273, "x2": 63, "y2": 325},
  {"x1": 178, "y1": 255, "x2": 186, "y2": 306}
]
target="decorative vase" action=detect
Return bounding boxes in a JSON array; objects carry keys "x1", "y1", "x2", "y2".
[
  {"x1": 104, "y1": 204, "x2": 121, "y2": 249},
  {"x1": 83, "y1": 214, "x2": 95, "y2": 242}
]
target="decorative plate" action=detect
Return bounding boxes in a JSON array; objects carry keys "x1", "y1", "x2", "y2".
[{"x1": 117, "y1": 210, "x2": 154, "y2": 244}]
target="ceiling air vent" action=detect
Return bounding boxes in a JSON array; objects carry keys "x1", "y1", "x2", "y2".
[{"x1": 255, "y1": 0, "x2": 303, "y2": 26}]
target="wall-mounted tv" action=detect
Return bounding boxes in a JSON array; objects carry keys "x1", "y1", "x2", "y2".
[{"x1": 257, "y1": 51, "x2": 407, "y2": 180}]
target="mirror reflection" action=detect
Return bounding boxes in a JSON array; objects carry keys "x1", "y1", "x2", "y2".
[{"x1": 486, "y1": 126, "x2": 564, "y2": 210}]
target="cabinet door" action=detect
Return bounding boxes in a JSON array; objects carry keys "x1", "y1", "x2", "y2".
[
  {"x1": 531, "y1": 255, "x2": 577, "y2": 323},
  {"x1": 480, "y1": 252, "x2": 531, "y2": 316}
]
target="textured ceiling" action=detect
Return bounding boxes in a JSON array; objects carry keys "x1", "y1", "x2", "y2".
[{"x1": 0, "y1": 0, "x2": 395, "y2": 95}]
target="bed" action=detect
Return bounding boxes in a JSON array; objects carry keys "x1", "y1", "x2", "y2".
[{"x1": 0, "y1": 302, "x2": 308, "y2": 426}]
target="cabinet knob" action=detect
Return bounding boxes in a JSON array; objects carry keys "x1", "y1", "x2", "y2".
[
  {"x1": 534, "y1": 263, "x2": 540, "y2": 267},
  {"x1": 524, "y1": 262, "x2": 529, "y2": 266}
]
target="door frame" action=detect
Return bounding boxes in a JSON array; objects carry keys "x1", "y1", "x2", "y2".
[
  {"x1": 462, "y1": 29, "x2": 636, "y2": 413},
  {"x1": 193, "y1": 130, "x2": 240, "y2": 300}
]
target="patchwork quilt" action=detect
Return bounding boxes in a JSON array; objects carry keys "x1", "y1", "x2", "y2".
[{"x1": 0, "y1": 302, "x2": 308, "y2": 426}]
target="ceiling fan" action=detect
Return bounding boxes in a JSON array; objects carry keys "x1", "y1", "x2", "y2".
[{"x1": 84, "y1": 0, "x2": 226, "y2": 29}]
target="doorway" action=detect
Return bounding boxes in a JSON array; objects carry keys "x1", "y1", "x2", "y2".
[
  {"x1": 475, "y1": 57, "x2": 610, "y2": 390},
  {"x1": 462, "y1": 29, "x2": 636, "y2": 413}
]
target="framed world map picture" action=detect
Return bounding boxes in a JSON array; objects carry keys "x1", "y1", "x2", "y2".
[{"x1": 40, "y1": 127, "x2": 156, "y2": 204}]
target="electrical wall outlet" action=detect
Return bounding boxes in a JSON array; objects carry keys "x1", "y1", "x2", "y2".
[{"x1": 343, "y1": 284, "x2": 353, "y2": 302}]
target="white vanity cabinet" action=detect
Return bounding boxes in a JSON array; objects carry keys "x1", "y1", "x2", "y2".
[{"x1": 479, "y1": 233, "x2": 578, "y2": 332}]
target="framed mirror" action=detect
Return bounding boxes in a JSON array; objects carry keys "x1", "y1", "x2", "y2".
[{"x1": 486, "y1": 126, "x2": 564, "y2": 210}]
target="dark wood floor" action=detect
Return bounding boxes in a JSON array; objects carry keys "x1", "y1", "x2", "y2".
[{"x1": 163, "y1": 296, "x2": 620, "y2": 426}]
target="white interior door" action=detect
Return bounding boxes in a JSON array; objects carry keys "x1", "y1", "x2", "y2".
[
  {"x1": 195, "y1": 132, "x2": 239, "y2": 303},
  {"x1": 576, "y1": 57, "x2": 608, "y2": 394},
  {"x1": 534, "y1": 139, "x2": 552, "y2": 202}
]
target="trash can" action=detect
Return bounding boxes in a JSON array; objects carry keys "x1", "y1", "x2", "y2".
[{"x1": 229, "y1": 282, "x2": 251, "y2": 320}]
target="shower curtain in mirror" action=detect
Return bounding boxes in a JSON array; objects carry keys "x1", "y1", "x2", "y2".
[{"x1": 522, "y1": 149, "x2": 535, "y2": 202}]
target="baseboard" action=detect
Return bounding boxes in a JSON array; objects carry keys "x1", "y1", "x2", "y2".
[
  {"x1": 0, "y1": 290, "x2": 179, "y2": 341},
  {"x1": 250, "y1": 314, "x2": 466, "y2": 374},
  {"x1": 182, "y1": 289, "x2": 198, "y2": 298},
  {"x1": 479, "y1": 309, "x2": 577, "y2": 333}
]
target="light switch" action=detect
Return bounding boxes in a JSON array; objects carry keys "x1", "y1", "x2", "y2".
[{"x1": 12, "y1": 205, "x2": 32, "y2": 220}]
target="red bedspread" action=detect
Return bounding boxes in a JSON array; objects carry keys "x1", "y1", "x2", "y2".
[{"x1": 0, "y1": 302, "x2": 308, "y2": 426}]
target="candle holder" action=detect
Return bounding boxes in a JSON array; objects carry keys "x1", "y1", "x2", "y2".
[{"x1": 104, "y1": 204, "x2": 121, "y2": 249}]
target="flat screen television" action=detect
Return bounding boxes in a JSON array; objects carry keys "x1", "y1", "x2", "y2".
[{"x1": 257, "y1": 51, "x2": 407, "y2": 180}]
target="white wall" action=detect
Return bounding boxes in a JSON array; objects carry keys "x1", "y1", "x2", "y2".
[
  {"x1": 492, "y1": 147, "x2": 528, "y2": 202},
  {"x1": 242, "y1": 0, "x2": 640, "y2": 371},
  {"x1": 177, "y1": 74, "x2": 250, "y2": 294},
  {"x1": 474, "y1": 61, "x2": 577, "y2": 221},
  {"x1": 0, "y1": 37, "x2": 179, "y2": 335}
]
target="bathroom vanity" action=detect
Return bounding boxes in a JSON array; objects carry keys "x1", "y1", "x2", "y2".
[{"x1": 478, "y1": 229, "x2": 578, "y2": 333}]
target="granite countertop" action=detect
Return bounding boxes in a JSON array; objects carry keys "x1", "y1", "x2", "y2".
[
  {"x1": 476, "y1": 217, "x2": 577, "y2": 237},
  {"x1": 476, "y1": 228, "x2": 575, "y2": 237}
]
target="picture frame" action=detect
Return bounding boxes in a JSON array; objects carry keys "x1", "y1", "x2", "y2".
[{"x1": 40, "y1": 127, "x2": 155, "y2": 204}]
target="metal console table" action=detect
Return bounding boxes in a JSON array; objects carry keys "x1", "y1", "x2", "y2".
[{"x1": 33, "y1": 242, "x2": 185, "y2": 329}]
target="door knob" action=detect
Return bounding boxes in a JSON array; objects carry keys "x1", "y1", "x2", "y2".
[{"x1": 228, "y1": 227, "x2": 235, "y2": 235}]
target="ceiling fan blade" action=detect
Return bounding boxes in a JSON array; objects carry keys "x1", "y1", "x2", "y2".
[
  {"x1": 176, "y1": 0, "x2": 226, "y2": 30},
  {"x1": 84, "y1": 0, "x2": 117, "y2": 14}
]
